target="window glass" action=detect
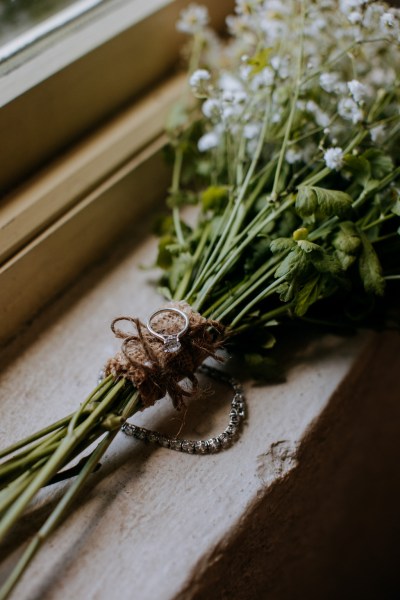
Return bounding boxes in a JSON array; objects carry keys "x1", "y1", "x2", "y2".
[{"x1": 0, "y1": 0, "x2": 109, "y2": 63}]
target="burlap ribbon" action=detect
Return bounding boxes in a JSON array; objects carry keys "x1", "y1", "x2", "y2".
[{"x1": 105, "y1": 302, "x2": 225, "y2": 409}]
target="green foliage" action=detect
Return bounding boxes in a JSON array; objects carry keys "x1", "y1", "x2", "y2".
[
  {"x1": 296, "y1": 186, "x2": 353, "y2": 220},
  {"x1": 247, "y1": 48, "x2": 272, "y2": 74},
  {"x1": 166, "y1": 190, "x2": 198, "y2": 208},
  {"x1": 358, "y1": 230, "x2": 386, "y2": 296},
  {"x1": 244, "y1": 353, "x2": 278, "y2": 380},
  {"x1": 363, "y1": 149, "x2": 394, "y2": 179},
  {"x1": 201, "y1": 185, "x2": 230, "y2": 212},
  {"x1": 294, "y1": 277, "x2": 322, "y2": 316},
  {"x1": 156, "y1": 235, "x2": 176, "y2": 269}
]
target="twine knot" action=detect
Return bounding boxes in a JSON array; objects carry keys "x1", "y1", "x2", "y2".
[{"x1": 105, "y1": 302, "x2": 225, "y2": 410}]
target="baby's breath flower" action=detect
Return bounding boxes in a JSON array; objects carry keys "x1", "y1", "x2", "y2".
[
  {"x1": 338, "y1": 97, "x2": 363, "y2": 124},
  {"x1": 202, "y1": 98, "x2": 220, "y2": 119},
  {"x1": 340, "y1": 0, "x2": 368, "y2": 14},
  {"x1": 319, "y1": 72, "x2": 339, "y2": 93},
  {"x1": 226, "y1": 14, "x2": 251, "y2": 36},
  {"x1": 285, "y1": 148, "x2": 303, "y2": 164},
  {"x1": 324, "y1": 147, "x2": 344, "y2": 170},
  {"x1": 347, "y1": 10, "x2": 363, "y2": 24},
  {"x1": 219, "y1": 72, "x2": 244, "y2": 93},
  {"x1": 370, "y1": 124, "x2": 386, "y2": 144},
  {"x1": 235, "y1": 0, "x2": 263, "y2": 16},
  {"x1": 250, "y1": 67, "x2": 274, "y2": 90},
  {"x1": 176, "y1": 3, "x2": 209, "y2": 34},
  {"x1": 380, "y1": 10, "x2": 400, "y2": 37},
  {"x1": 198, "y1": 131, "x2": 220, "y2": 152},
  {"x1": 243, "y1": 122, "x2": 261, "y2": 139},
  {"x1": 189, "y1": 69, "x2": 211, "y2": 97},
  {"x1": 347, "y1": 79, "x2": 367, "y2": 103}
]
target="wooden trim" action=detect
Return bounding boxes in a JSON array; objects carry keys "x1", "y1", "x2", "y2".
[
  {"x1": 0, "y1": 74, "x2": 185, "y2": 265},
  {"x1": 0, "y1": 136, "x2": 169, "y2": 347},
  {"x1": 0, "y1": 0, "x2": 233, "y2": 194}
]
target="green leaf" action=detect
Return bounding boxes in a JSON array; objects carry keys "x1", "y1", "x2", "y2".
[
  {"x1": 333, "y1": 221, "x2": 361, "y2": 254},
  {"x1": 244, "y1": 353, "x2": 278, "y2": 380},
  {"x1": 276, "y1": 281, "x2": 295, "y2": 302},
  {"x1": 167, "y1": 190, "x2": 198, "y2": 208},
  {"x1": 295, "y1": 186, "x2": 317, "y2": 218},
  {"x1": 275, "y1": 248, "x2": 306, "y2": 278},
  {"x1": 296, "y1": 185, "x2": 318, "y2": 218},
  {"x1": 343, "y1": 154, "x2": 371, "y2": 186},
  {"x1": 310, "y1": 250, "x2": 342, "y2": 274},
  {"x1": 153, "y1": 215, "x2": 174, "y2": 236},
  {"x1": 248, "y1": 48, "x2": 272, "y2": 74},
  {"x1": 358, "y1": 231, "x2": 385, "y2": 295},
  {"x1": 270, "y1": 237, "x2": 296, "y2": 253},
  {"x1": 335, "y1": 250, "x2": 357, "y2": 270},
  {"x1": 296, "y1": 186, "x2": 352, "y2": 219},
  {"x1": 201, "y1": 185, "x2": 229, "y2": 213},
  {"x1": 391, "y1": 195, "x2": 400, "y2": 217},
  {"x1": 156, "y1": 235, "x2": 176, "y2": 269},
  {"x1": 311, "y1": 186, "x2": 353, "y2": 218},
  {"x1": 296, "y1": 239, "x2": 321, "y2": 253},
  {"x1": 363, "y1": 149, "x2": 394, "y2": 179},
  {"x1": 294, "y1": 277, "x2": 321, "y2": 316},
  {"x1": 261, "y1": 332, "x2": 277, "y2": 350}
]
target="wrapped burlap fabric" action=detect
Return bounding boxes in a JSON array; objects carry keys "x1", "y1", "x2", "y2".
[{"x1": 105, "y1": 302, "x2": 226, "y2": 410}]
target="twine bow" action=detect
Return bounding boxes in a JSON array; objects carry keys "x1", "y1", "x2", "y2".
[{"x1": 105, "y1": 303, "x2": 225, "y2": 410}]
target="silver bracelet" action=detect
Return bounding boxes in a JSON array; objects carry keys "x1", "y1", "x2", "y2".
[{"x1": 121, "y1": 364, "x2": 246, "y2": 454}]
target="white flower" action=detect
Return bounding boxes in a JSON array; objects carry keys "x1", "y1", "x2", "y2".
[
  {"x1": 250, "y1": 67, "x2": 274, "y2": 90},
  {"x1": 219, "y1": 72, "x2": 244, "y2": 93},
  {"x1": 176, "y1": 4, "x2": 209, "y2": 34},
  {"x1": 319, "y1": 72, "x2": 339, "y2": 93},
  {"x1": 347, "y1": 79, "x2": 367, "y2": 103},
  {"x1": 189, "y1": 69, "x2": 211, "y2": 96},
  {"x1": 226, "y1": 14, "x2": 250, "y2": 36},
  {"x1": 338, "y1": 98, "x2": 363, "y2": 124},
  {"x1": 285, "y1": 148, "x2": 303, "y2": 164},
  {"x1": 370, "y1": 125, "x2": 385, "y2": 144},
  {"x1": 235, "y1": 0, "x2": 262, "y2": 15},
  {"x1": 243, "y1": 123, "x2": 261, "y2": 139},
  {"x1": 198, "y1": 131, "x2": 219, "y2": 152},
  {"x1": 348, "y1": 10, "x2": 362, "y2": 24},
  {"x1": 305, "y1": 100, "x2": 330, "y2": 128},
  {"x1": 339, "y1": 0, "x2": 367, "y2": 14},
  {"x1": 380, "y1": 11, "x2": 396, "y2": 29},
  {"x1": 202, "y1": 98, "x2": 220, "y2": 119},
  {"x1": 324, "y1": 147, "x2": 344, "y2": 170}
]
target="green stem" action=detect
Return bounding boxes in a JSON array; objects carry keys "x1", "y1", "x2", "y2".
[
  {"x1": 173, "y1": 222, "x2": 211, "y2": 301},
  {"x1": 0, "y1": 414, "x2": 73, "y2": 461},
  {"x1": 362, "y1": 213, "x2": 396, "y2": 232},
  {"x1": 231, "y1": 303, "x2": 293, "y2": 335},
  {"x1": 0, "y1": 390, "x2": 140, "y2": 600},
  {"x1": 171, "y1": 148, "x2": 185, "y2": 246},
  {"x1": 213, "y1": 260, "x2": 281, "y2": 322},
  {"x1": 230, "y1": 276, "x2": 286, "y2": 328},
  {"x1": 190, "y1": 196, "x2": 295, "y2": 311},
  {"x1": 0, "y1": 378, "x2": 125, "y2": 543},
  {"x1": 271, "y1": 2, "x2": 304, "y2": 198}
]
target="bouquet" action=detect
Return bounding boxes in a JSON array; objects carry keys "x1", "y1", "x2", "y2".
[{"x1": 1, "y1": 0, "x2": 400, "y2": 596}]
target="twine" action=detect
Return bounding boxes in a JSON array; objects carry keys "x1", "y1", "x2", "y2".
[{"x1": 105, "y1": 302, "x2": 225, "y2": 410}]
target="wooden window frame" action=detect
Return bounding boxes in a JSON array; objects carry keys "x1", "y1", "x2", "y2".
[{"x1": 0, "y1": 0, "x2": 234, "y2": 346}]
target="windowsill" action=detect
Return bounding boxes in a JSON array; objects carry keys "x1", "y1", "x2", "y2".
[{"x1": 0, "y1": 219, "x2": 398, "y2": 599}]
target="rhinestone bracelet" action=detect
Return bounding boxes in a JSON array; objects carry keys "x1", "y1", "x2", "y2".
[{"x1": 121, "y1": 364, "x2": 246, "y2": 454}]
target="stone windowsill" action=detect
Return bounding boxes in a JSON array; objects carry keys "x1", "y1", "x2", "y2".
[{"x1": 0, "y1": 218, "x2": 399, "y2": 600}]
